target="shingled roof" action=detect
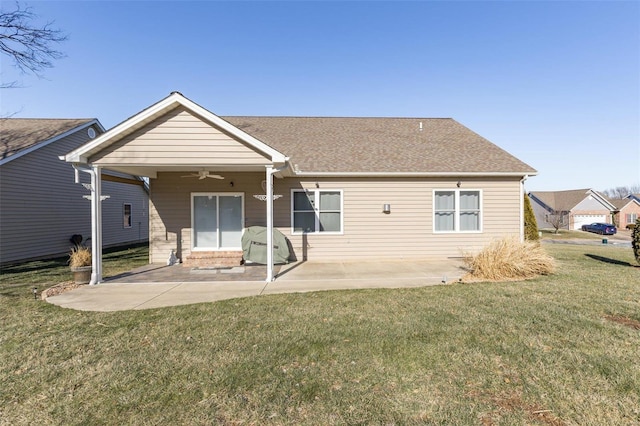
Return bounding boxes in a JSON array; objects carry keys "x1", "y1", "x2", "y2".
[
  {"x1": 608, "y1": 197, "x2": 640, "y2": 210},
  {"x1": 530, "y1": 188, "x2": 590, "y2": 211},
  {"x1": 223, "y1": 116, "x2": 536, "y2": 175},
  {"x1": 0, "y1": 118, "x2": 94, "y2": 161},
  {"x1": 529, "y1": 189, "x2": 611, "y2": 211},
  {"x1": 60, "y1": 93, "x2": 537, "y2": 176}
]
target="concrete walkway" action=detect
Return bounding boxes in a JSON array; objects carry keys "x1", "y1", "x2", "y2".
[{"x1": 46, "y1": 259, "x2": 466, "y2": 312}]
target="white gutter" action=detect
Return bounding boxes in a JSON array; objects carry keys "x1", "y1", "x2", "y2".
[
  {"x1": 293, "y1": 171, "x2": 538, "y2": 178},
  {"x1": 266, "y1": 161, "x2": 290, "y2": 282}
]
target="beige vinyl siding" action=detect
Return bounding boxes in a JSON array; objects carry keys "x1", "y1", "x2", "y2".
[
  {"x1": 278, "y1": 178, "x2": 521, "y2": 260},
  {"x1": 91, "y1": 107, "x2": 271, "y2": 166},
  {"x1": 0, "y1": 125, "x2": 149, "y2": 264},
  {"x1": 149, "y1": 172, "x2": 267, "y2": 263},
  {"x1": 149, "y1": 173, "x2": 522, "y2": 263}
]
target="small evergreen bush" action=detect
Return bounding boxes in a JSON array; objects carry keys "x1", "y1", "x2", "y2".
[
  {"x1": 524, "y1": 194, "x2": 539, "y2": 241},
  {"x1": 633, "y1": 218, "x2": 640, "y2": 265}
]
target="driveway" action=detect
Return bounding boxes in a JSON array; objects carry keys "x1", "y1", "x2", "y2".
[{"x1": 46, "y1": 258, "x2": 466, "y2": 312}]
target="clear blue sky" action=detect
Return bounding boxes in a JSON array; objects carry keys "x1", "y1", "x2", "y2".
[{"x1": 2, "y1": 1, "x2": 638, "y2": 192}]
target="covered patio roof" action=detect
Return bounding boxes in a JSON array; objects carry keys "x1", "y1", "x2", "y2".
[{"x1": 61, "y1": 92, "x2": 289, "y2": 285}]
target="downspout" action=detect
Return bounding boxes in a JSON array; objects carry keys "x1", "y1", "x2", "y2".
[
  {"x1": 520, "y1": 175, "x2": 529, "y2": 242},
  {"x1": 72, "y1": 164, "x2": 103, "y2": 285},
  {"x1": 266, "y1": 163, "x2": 289, "y2": 282}
]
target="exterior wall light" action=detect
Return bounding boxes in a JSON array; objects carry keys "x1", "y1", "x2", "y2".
[{"x1": 383, "y1": 204, "x2": 391, "y2": 214}]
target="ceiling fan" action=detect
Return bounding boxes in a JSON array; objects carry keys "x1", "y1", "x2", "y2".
[{"x1": 181, "y1": 171, "x2": 224, "y2": 180}]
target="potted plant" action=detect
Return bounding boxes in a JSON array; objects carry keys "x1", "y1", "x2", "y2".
[{"x1": 69, "y1": 247, "x2": 92, "y2": 284}]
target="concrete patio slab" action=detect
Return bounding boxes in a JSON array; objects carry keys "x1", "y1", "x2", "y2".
[
  {"x1": 134, "y1": 281, "x2": 268, "y2": 310},
  {"x1": 46, "y1": 258, "x2": 467, "y2": 312},
  {"x1": 276, "y1": 259, "x2": 463, "y2": 282},
  {"x1": 47, "y1": 283, "x2": 180, "y2": 312}
]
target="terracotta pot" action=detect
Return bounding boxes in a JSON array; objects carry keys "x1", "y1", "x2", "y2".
[{"x1": 71, "y1": 266, "x2": 92, "y2": 284}]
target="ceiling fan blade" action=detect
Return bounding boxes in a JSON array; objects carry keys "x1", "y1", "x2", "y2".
[{"x1": 180, "y1": 172, "x2": 224, "y2": 179}]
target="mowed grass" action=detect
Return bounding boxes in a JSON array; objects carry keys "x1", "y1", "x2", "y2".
[
  {"x1": 540, "y1": 228, "x2": 630, "y2": 241},
  {"x1": 0, "y1": 243, "x2": 149, "y2": 286},
  {"x1": 1, "y1": 244, "x2": 639, "y2": 425}
]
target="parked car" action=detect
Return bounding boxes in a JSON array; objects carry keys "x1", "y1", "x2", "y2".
[{"x1": 581, "y1": 223, "x2": 617, "y2": 235}]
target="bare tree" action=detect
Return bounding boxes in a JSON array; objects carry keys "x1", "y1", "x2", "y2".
[
  {"x1": 602, "y1": 185, "x2": 640, "y2": 199},
  {"x1": 0, "y1": 2, "x2": 67, "y2": 87},
  {"x1": 546, "y1": 211, "x2": 568, "y2": 234}
]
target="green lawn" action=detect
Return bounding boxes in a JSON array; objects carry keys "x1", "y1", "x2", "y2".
[
  {"x1": 0, "y1": 243, "x2": 149, "y2": 286},
  {"x1": 539, "y1": 228, "x2": 623, "y2": 241},
  {"x1": 1, "y1": 244, "x2": 639, "y2": 425}
]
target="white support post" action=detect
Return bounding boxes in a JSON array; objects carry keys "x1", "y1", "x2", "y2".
[
  {"x1": 90, "y1": 165, "x2": 103, "y2": 285},
  {"x1": 266, "y1": 166, "x2": 274, "y2": 282}
]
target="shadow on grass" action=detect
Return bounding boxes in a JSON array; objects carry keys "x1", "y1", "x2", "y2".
[
  {"x1": 585, "y1": 254, "x2": 632, "y2": 266},
  {"x1": 1, "y1": 258, "x2": 68, "y2": 274}
]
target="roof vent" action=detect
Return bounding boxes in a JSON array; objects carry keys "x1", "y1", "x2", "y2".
[{"x1": 419, "y1": 122, "x2": 423, "y2": 132}]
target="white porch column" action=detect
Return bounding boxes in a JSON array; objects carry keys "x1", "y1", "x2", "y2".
[
  {"x1": 266, "y1": 166, "x2": 275, "y2": 282},
  {"x1": 90, "y1": 165, "x2": 103, "y2": 285}
]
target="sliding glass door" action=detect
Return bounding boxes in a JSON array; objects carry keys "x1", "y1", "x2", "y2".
[{"x1": 192, "y1": 193, "x2": 243, "y2": 250}]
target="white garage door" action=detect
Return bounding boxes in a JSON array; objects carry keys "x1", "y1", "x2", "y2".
[{"x1": 573, "y1": 214, "x2": 607, "y2": 230}]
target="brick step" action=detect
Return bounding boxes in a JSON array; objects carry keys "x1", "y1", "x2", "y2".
[{"x1": 183, "y1": 251, "x2": 243, "y2": 268}]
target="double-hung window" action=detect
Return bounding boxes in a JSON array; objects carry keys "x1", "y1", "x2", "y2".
[
  {"x1": 123, "y1": 203, "x2": 132, "y2": 228},
  {"x1": 434, "y1": 190, "x2": 482, "y2": 232},
  {"x1": 292, "y1": 189, "x2": 342, "y2": 234}
]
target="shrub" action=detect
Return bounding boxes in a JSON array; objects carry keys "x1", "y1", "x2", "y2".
[
  {"x1": 524, "y1": 194, "x2": 539, "y2": 241},
  {"x1": 463, "y1": 236, "x2": 555, "y2": 282},
  {"x1": 69, "y1": 247, "x2": 91, "y2": 268},
  {"x1": 633, "y1": 218, "x2": 640, "y2": 265}
]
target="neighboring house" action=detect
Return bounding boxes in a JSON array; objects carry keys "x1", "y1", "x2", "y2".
[
  {"x1": 528, "y1": 189, "x2": 616, "y2": 231},
  {"x1": 62, "y1": 92, "x2": 537, "y2": 283},
  {"x1": 610, "y1": 197, "x2": 640, "y2": 229},
  {"x1": 0, "y1": 118, "x2": 149, "y2": 265}
]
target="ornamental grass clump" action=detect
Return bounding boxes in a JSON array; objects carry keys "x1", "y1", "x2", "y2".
[
  {"x1": 463, "y1": 236, "x2": 555, "y2": 282},
  {"x1": 69, "y1": 246, "x2": 91, "y2": 268}
]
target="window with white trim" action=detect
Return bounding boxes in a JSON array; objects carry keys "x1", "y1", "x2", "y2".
[
  {"x1": 434, "y1": 190, "x2": 482, "y2": 232},
  {"x1": 123, "y1": 203, "x2": 132, "y2": 228},
  {"x1": 627, "y1": 213, "x2": 638, "y2": 224},
  {"x1": 292, "y1": 189, "x2": 343, "y2": 234},
  {"x1": 191, "y1": 193, "x2": 244, "y2": 250}
]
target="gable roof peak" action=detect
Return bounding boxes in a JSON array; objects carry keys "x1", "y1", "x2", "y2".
[
  {"x1": 63, "y1": 92, "x2": 287, "y2": 165},
  {"x1": 529, "y1": 188, "x2": 615, "y2": 211},
  {"x1": 1, "y1": 118, "x2": 102, "y2": 164}
]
